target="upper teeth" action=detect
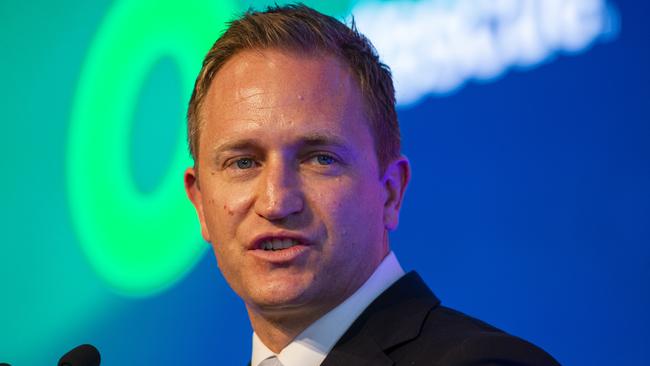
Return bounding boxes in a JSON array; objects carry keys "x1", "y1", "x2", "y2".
[{"x1": 262, "y1": 238, "x2": 298, "y2": 251}]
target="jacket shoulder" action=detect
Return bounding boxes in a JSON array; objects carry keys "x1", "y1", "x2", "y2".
[{"x1": 389, "y1": 305, "x2": 561, "y2": 366}]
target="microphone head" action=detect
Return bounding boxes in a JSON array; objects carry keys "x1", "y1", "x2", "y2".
[{"x1": 58, "y1": 344, "x2": 101, "y2": 366}]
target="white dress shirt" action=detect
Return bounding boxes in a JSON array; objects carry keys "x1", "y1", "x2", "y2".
[{"x1": 251, "y1": 251, "x2": 405, "y2": 366}]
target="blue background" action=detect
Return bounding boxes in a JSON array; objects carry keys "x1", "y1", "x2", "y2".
[{"x1": 0, "y1": 0, "x2": 648, "y2": 365}]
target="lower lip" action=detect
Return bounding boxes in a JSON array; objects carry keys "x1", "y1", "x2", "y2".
[{"x1": 248, "y1": 244, "x2": 309, "y2": 263}]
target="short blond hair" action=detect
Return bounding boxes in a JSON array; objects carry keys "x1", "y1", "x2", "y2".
[{"x1": 187, "y1": 4, "x2": 400, "y2": 171}]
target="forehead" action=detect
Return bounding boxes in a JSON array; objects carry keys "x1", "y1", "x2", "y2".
[
  {"x1": 211, "y1": 49, "x2": 353, "y2": 100},
  {"x1": 199, "y1": 48, "x2": 371, "y2": 147}
]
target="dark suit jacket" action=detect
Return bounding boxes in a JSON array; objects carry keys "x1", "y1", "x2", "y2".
[{"x1": 319, "y1": 272, "x2": 561, "y2": 366}]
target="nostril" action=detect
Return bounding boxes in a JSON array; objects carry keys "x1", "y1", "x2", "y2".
[{"x1": 255, "y1": 194, "x2": 304, "y2": 221}]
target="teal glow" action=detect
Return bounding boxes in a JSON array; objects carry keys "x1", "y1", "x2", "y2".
[
  {"x1": 130, "y1": 57, "x2": 184, "y2": 194},
  {"x1": 67, "y1": 0, "x2": 238, "y2": 296},
  {"x1": 242, "y1": 0, "x2": 354, "y2": 16}
]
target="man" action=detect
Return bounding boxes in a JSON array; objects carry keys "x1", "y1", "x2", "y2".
[{"x1": 184, "y1": 4, "x2": 560, "y2": 366}]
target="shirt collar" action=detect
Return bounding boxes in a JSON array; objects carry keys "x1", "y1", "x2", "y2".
[{"x1": 251, "y1": 251, "x2": 405, "y2": 366}]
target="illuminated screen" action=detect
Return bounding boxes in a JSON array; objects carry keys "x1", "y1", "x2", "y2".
[{"x1": 1, "y1": 0, "x2": 648, "y2": 365}]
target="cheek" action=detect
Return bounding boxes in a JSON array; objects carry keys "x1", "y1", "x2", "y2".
[
  {"x1": 207, "y1": 180, "x2": 255, "y2": 212},
  {"x1": 202, "y1": 181, "x2": 256, "y2": 237},
  {"x1": 210, "y1": 240, "x2": 245, "y2": 292},
  {"x1": 324, "y1": 179, "x2": 385, "y2": 236}
]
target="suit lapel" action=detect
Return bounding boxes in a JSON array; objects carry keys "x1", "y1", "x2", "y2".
[
  {"x1": 321, "y1": 333, "x2": 392, "y2": 366},
  {"x1": 321, "y1": 272, "x2": 440, "y2": 366}
]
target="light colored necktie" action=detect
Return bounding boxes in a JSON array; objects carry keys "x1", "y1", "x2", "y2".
[{"x1": 258, "y1": 356, "x2": 283, "y2": 366}]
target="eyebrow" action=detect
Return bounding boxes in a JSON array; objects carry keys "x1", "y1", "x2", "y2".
[
  {"x1": 212, "y1": 132, "x2": 352, "y2": 155},
  {"x1": 300, "y1": 133, "x2": 350, "y2": 150},
  {"x1": 212, "y1": 139, "x2": 261, "y2": 155}
]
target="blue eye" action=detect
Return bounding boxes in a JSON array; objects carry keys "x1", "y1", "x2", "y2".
[
  {"x1": 315, "y1": 154, "x2": 335, "y2": 165},
  {"x1": 235, "y1": 158, "x2": 254, "y2": 169}
]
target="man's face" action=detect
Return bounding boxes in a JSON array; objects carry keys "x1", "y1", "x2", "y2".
[{"x1": 185, "y1": 49, "x2": 407, "y2": 317}]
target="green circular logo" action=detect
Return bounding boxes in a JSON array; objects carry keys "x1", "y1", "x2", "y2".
[{"x1": 67, "y1": 0, "x2": 237, "y2": 296}]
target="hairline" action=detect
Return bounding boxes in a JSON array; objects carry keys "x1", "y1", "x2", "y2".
[{"x1": 191, "y1": 46, "x2": 387, "y2": 175}]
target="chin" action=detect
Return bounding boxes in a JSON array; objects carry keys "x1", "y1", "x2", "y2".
[{"x1": 246, "y1": 277, "x2": 316, "y2": 311}]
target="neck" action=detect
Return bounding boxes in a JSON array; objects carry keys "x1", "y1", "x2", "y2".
[
  {"x1": 246, "y1": 270, "x2": 372, "y2": 353},
  {"x1": 247, "y1": 305, "x2": 324, "y2": 353}
]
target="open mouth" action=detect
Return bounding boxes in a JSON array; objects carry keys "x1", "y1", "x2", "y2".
[{"x1": 260, "y1": 238, "x2": 300, "y2": 251}]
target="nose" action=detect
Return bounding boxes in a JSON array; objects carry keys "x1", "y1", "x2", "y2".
[{"x1": 254, "y1": 158, "x2": 304, "y2": 221}]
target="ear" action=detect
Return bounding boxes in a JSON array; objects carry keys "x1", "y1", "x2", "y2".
[
  {"x1": 382, "y1": 155, "x2": 411, "y2": 231},
  {"x1": 184, "y1": 167, "x2": 211, "y2": 243}
]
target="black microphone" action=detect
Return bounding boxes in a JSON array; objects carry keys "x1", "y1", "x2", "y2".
[{"x1": 57, "y1": 344, "x2": 101, "y2": 366}]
